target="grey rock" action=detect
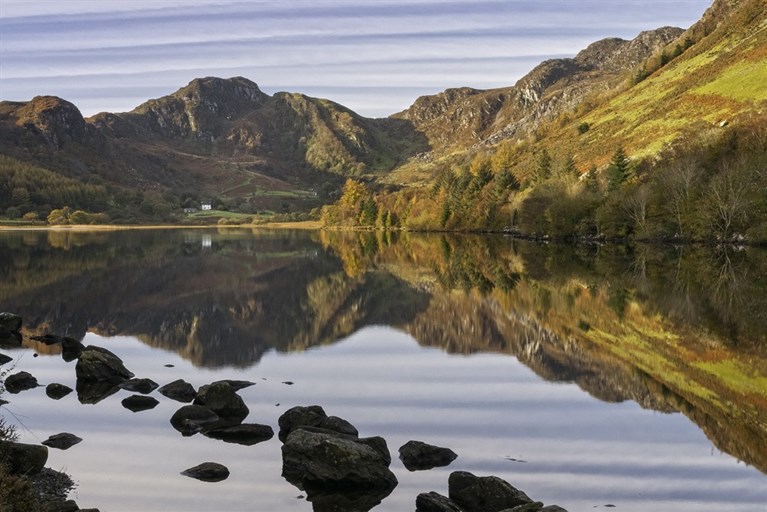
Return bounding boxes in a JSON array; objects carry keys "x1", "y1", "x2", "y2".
[
  {"x1": 158, "y1": 379, "x2": 197, "y2": 403},
  {"x1": 30, "y1": 334, "x2": 72, "y2": 346},
  {"x1": 204, "y1": 423, "x2": 274, "y2": 446},
  {"x1": 42, "y1": 433, "x2": 83, "y2": 450},
  {"x1": 121, "y1": 394, "x2": 160, "y2": 412},
  {"x1": 399, "y1": 440, "x2": 457, "y2": 471},
  {"x1": 216, "y1": 379, "x2": 256, "y2": 391},
  {"x1": 0, "y1": 352, "x2": 12, "y2": 366},
  {"x1": 75, "y1": 346, "x2": 133, "y2": 382},
  {"x1": 5, "y1": 371, "x2": 39, "y2": 393},
  {"x1": 181, "y1": 462, "x2": 229, "y2": 482},
  {"x1": 0, "y1": 312, "x2": 22, "y2": 332},
  {"x1": 0, "y1": 440, "x2": 48, "y2": 475},
  {"x1": 194, "y1": 381, "x2": 249, "y2": 423},
  {"x1": 416, "y1": 491, "x2": 464, "y2": 512},
  {"x1": 170, "y1": 404, "x2": 219, "y2": 436},
  {"x1": 278, "y1": 405, "x2": 359, "y2": 441},
  {"x1": 449, "y1": 471, "x2": 532, "y2": 512},
  {"x1": 61, "y1": 337, "x2": 85, "y2": 362},
  {"x1": 281, "y1": 428, "x2": 397, "y2": 491},
  {"x1": 46, "y1": 383, "x2": 74, "y2": 400},
  {"x1": 119, "y1": 378, "x2": 159, "y2": 394}
]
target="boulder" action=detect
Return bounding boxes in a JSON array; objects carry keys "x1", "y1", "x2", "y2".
[
  {"x1": 416, "y1": 492, "x2": 463, "y2": 512},
  {"x1": 204, "y1": 423, "x2": 274, "y2": 446},
  {"x1": 0, "y1": 352, "x2": 12, "y2": 366},
  {"x1": 193, "y1": 381, "x2": 249, "y2": 423},
  {"x1": 216, "y1": 379, "x2": 256, "y2": 391},
  {"x1": 42, "y1": 433, "x2": 83, "y2": 450},
  {"x1": 0, "y1": 440, "x2": 48, "y2": 475},
  {"x1": 448, "y1": 471, "x2": 532, "y2": 512},
  {"x1": 399, "y1": 440, "x2": 457, "y2": 471},
  {"x1": 121, "y1": 395, "x2": 160, "y2": 412},
  {"x1": 170, "y1": 404, "x2": 219, "y2": 436},
  {"x1": 119, "y1": 378, "x2": 158, "y2": 394},
  {"x1": 181, "y1": 462, "x2": 229, "y2": 482},
  {"x1": 61, "y1": 338, "x2": 85, "y2": 362},
  {"x1": 0, "y1": 312, "x2": 22, "y2": 332},
  {"x1": 46, "y1": 383, "x2": 74, "y2": 400},
  {"x1": 305, "y1": 486, "x2": 395, "y2": 512},
  {"x1": 75, "y1": 346, "x2": 133, "y2": 382},
  {"x1": 281, "y1": 429, "x2": 397, "y2": 492},
  {"x1": 158, "y1": 379, "x2": 197, "y2": 403},
  {"x1": 5, "y1": 371, "x2": 39, "y2": 393},
  {"x1": 278, "y1": 405, "x2": 358, "y2": 441}
]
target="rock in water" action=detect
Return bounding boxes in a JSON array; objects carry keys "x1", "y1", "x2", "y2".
[
  {"x1": 278, "y1": 405, "x2": 359, "y2": 441},
  {"x1": 0, "y1": 440, "x2": 48, "y2": 475},
  {"x1": 281, "y1": 429, "x2": 397, "y2": 491},
  {"x1": 121, "y1": 395, "x2": 160, "y2": 412},
  {"x1": 416, "y1": 492, "x2": 464, "y2": 512},
  {"x1": 0, "y1": 312, "x2": 22, "y2": 332},
  {"x1": 42, "y1": 433, "x2": 83, "y2": 450},
  {"x1": 204, "y1": 423, "x2": 274, "y2": 446},
  {"x1": 158, "y1": 379, "x2": 197, "y2": 403},
  {"x1": 193, "y1": 381, "x2": 249, "y2": 424},
  {"x1": 448, "y1": 471, "x2": 532, "y2": 512},
  {"x1": 75, "y1": 346, "x2": 134, "y2": 382},
  {"x1": 61, "y1": 337, "x2": 85, "y2": 362},
  {"x1": 119, "y1": 378, "x2": 159, "y2": 394},
  {"x1": 170, "y1": 405, "x2": 219, "y2": 436},
  {"x1": 399, "y1": 440, "x2": 458, "y2": 471},
  {"x1": 46, "y1": 383, "x2": 74, "y2": 400},
  {"x1": 0, "y1": 352, "x2": 13, "y2": 366},
  {"x1": 181, "y1": 462, "x2": 229, "y2": 482},
  {"x1": 5, "y1": 371, "x2": 39, "y2": 393}
]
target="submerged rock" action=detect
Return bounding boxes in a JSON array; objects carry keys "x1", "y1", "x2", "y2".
[
  {"x1": 119, "y1": 378, "x2": 159, "y2": 394},
  {"x1": 448, "y1": 471, "x2": 532, "y2": 512},
  {"x1": 158, "y1": 379, "x2": 197, "y2": 403},
  {"x1": 204, "y1": 423, "x2": 274, "y2": 445},
  {"x1": 75, "y1": 346, "x2": 134, "y2": 382},
  {"x1": 399, "y1": 440, "x2": 457, "y2": 471},
  {"x1": 0, "y1": 440, "x2": 48, "y2": 475},
  {"x1": 181, "y1": 462, "x2": 229, "y2": 482},
  {"x1": 416, "y1": 491, "x2": 463, "y2": 512},
  {"x1": 46, "y1": 383, "x2": 74, "y2": 400},
  {"x1": 170, "y1": 404, "x2": 219, "y2": 436},
  {"x1": 42, "y1": 433, "x2": 83, "y2": 451},
  {"x1": 121, "y1": 395, "x2": 160, "y2": 412},
  {"x1": 5, "y1": 371, "x2": 39, "y2": 393}
]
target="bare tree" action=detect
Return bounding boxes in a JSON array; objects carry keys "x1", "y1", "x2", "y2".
[
  {"x1": 708, "y1": 163, "x2": 750, "y2": 240},
  {"x1": 623, "y1": 186, "x2": 650, "y2": 237},
  {"x1": 663, "y1": 160, "x2": 698, "y2": 238}
]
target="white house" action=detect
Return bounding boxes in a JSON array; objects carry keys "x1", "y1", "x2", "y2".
[{"x1": 201, "y1": 203, "x2": 212, "y2": 211}]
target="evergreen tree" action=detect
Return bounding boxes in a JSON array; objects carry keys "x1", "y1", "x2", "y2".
[{"x1": 606, "y1": 146, "x2": 631, "y2": 191}]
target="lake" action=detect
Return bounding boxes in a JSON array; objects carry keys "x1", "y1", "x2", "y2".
[{"x1": 1, "y1": 228, "x2": 766, "y2": 511}]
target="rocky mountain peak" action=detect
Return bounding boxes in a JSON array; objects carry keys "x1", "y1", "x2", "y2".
[
  {"x1": 15, "y1": 96, "x2": 87, "y2": 148},
  {"x1": 574, "y1": 27, "x2": 685, "y2": 73}
]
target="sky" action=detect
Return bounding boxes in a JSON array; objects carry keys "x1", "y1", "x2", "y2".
[{"x1": 0, "y1": 0, "x2": 713, "y2": 118}]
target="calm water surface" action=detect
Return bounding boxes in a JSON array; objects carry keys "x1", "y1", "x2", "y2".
[{"x1": 1, "y1": 229, "x2": 766, "y2": 512}]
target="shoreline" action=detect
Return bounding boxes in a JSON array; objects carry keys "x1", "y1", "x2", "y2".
[{"x1": 0, "y1": 220, "x2": 323, "y2": 231}]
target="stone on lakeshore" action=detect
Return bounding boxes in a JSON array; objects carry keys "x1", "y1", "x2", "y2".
[
  {"x1": 193, "y1": 381, "x2": 249, "y2": 424},
  {"x1": 42, "y1": 433, "x2": 83, "y2": 451},
  {"x1": 75, "y1": 346, "x2": 133, "y2": 382},
  {"x1": 0, "y1": 352, "x2": 13, "y2": 366},
  {"x1": 158, "y1": 379, "x2": 197, "y2": 403},
  {"x1": 278, "y1": 405, "x2": 358, "y2": 441},
  {"x1": 398, "y1": 440, "x2": 458, "y2": 471},
  {"x1": 121, "y1": 394, "x2": 160, "y2": 412},
  {"x1": 0, "y1": 440, "x2": 48, "y2": 475},
  {"x1": 170, "y1": 404, "x2": 219, "y2": 436},
  {"x1": 5, "y1": 371, "x2": 39, "y2": 393},
  {"x1": 46, "y1": 383, "x2": 74, "y2": 400},
  {"x1": 181, "y1": 462, "x2": 229, "y2": 482},
  {"x1": 0, "y1": 312, "x2": 22, "y2": 332}
]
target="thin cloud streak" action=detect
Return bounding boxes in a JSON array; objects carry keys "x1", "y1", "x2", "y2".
[{"x1": 0, "y1": 0, "x2": 713, "y2": 117}]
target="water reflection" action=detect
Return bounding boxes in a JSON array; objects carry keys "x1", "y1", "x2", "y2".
[{"x1": 1, "y1": 228, "x2": 766, "y2": 481}]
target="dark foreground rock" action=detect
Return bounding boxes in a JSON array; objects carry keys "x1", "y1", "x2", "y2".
[
  {"x1": 217, "y1": 379, "x2": 256, "y2": 391},
  {"x1": 204, "y1": 423, "x2": 274, "y2": 445},
  {"x1": 75, "y1": 346, "x2": 134, "y2": 382},
  {"x1": 399, "y1": 440, "x2": 457, "y2": 471},
  {"x1": 416, "y1": 491, "x2": 464, "y2": 512},
  {"x1": 170, "y1": 404, "x2": 219, "y2": 436},
  {"x1": 0, "y1": 312, "x2": 22, "y2": 332},
  {"x1": 46, "y1": 383, "x2": 74, "y2": 400},
  {"x1": 282, "y1": 428, "x2": 397, "y2": 491},
  {"x1": 181, "y1": 462, "x2": 229, "y2": 482},
  {"x1": 61, "y1": 338, "x2": 85, "y2": 362},
  {"x1": 0, "y1": 352, "x2": 12, "y2": 366},
  {"x1": 75, "y1": 379, "x2": 120, "y2": 404},
  {"x1": 193, "y1": 381, "x2": 249, "y2": 424},
  {"x1": 119, "y1": 378, "x2": 159, "y2": 394},
  {"x1": 42, "y1": 433, "x2": 83, "y2": 451},
  {"x1": 121, "y1": 395, "x2": 160, "y2": 412},
  {"x1": 5, "y1": 371, "x2": 39, "y2": 393},
  {"x1": 448, "y1": 471, "x2": 533, "y2": 512},
  {"x1": 158, "y1": 379, "x2": 197, "y2": 403},
  {"x1": 0, "y1": 440, "x2": 48, "y2": 475},
  {"x1": 278, "y1": 405, "x2": 358, "y2": 441}
]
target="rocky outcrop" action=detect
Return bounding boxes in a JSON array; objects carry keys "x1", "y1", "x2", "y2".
[
  {"x1": 193, "y1": 381, "x2": 249, "y2": 424},
  {"x1": 448, "y1": 471, "x2": 533, "y2": 512},
  {"x1": 169, "y1": 404, "x2": 219, "y2": 436},
  {"x1": 75, "y1": 346, "x2": 134, "y2": 383},
  {"x1": 0, "y1": 441, "x2": 48, "y2": 475},
  {"x1": 0, "y1": 312, "x2": 22, "y2": 332},
  {"x1": 278, "y1": 405, "x2": 358, "y2": 441},
  {"x1": 416, "y1": 491, "x2": 463, "y2": 512}
]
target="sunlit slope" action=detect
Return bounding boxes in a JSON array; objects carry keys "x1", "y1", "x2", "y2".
[{"x1": 572, "y1": 0, "x2": 767, "y2": 160}]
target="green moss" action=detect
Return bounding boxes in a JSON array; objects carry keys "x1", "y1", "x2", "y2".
[
  {"x1": 692, "y1": 59, "x2": 767, "y2": 101},
  {"x1": 693, "y1": 359, "x2": 767, "y2": 397}
]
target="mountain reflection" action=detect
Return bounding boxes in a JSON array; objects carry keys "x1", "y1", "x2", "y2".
[{"x1": 1, "y1": 228, "x2": 766, "y2": 474}]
